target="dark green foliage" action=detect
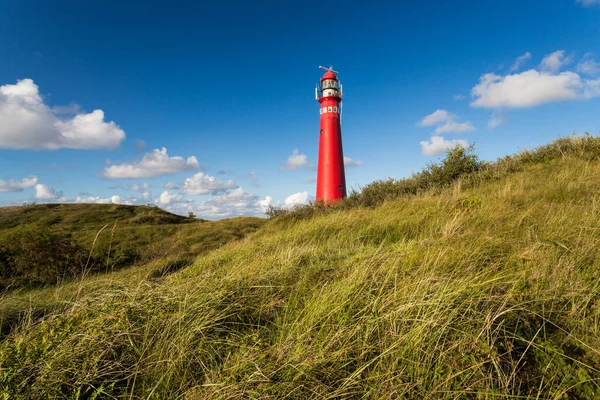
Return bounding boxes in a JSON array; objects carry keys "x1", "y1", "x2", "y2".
[
  {"x1": 420, "y1": 143, "x2": 484, "y2": 186},
  {"x1": 0, "y1": 226, "x2": 85, "y2": 290}
]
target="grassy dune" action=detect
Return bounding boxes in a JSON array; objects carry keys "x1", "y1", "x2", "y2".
[{"x1": 2, "y1": 137, "x2": 600, "y2": 398}]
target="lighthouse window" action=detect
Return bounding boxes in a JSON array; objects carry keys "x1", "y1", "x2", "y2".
[
  {"x1": 333, "y1": 107, "x2": 337, "y2": 113},
  {"x1": 319, "y1": 108, "x2": 323, "y2": 115},
  {"x1": 328, "y1": 106, "x2": 332, "y2": 112}
]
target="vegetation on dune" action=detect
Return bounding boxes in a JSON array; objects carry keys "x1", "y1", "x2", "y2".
[
  {"x1": 0, "y1": 204, "x2": 264, "y2": 291},
  {"x1": 2, "y1": 135, "x2": 600, "y2": 398}
]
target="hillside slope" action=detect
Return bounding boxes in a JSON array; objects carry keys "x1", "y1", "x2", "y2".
[
  {"x1": 0, "y1": 204, "x2": 264, "y2": 291},
  {"x1": 2, "y1": 137, "x2": 600, "y2": 398}
]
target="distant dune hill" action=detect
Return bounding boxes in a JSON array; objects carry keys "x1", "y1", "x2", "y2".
[
  {"x1": 2, "y1": 136, "x2": 600, "y2": 399},
  {"x1": 0, "y1": 203, "x2": 199, "y2": 231},
  {"x1": 0, "y1": 203, "x2": 264, "y2": 291}
]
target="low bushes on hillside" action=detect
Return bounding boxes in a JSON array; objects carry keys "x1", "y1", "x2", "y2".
[{"x1": 0, "y1": 226, "x2": 86, "y2": 290}]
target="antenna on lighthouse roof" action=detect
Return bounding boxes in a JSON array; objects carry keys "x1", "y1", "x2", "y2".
[{"x1": 319, "y1": 65, "x2": 339, "y2": 74}]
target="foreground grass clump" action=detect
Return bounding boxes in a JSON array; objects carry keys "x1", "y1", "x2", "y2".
[{"x1": 2, "y1": 136, "x2": 600, "y2": 398}]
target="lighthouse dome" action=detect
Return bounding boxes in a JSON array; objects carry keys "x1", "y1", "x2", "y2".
[{"x1": 321, "y1": 71, "x2": 337, "y2": 81}]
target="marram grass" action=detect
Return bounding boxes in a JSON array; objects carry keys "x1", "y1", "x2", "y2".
[{"x1": 2, "y1": 137, "x2": 600, "y2": 399}]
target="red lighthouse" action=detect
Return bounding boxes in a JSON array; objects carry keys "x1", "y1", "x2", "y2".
[{"x1": 316, "y1": 66, "x2": 346, "y2": 203}]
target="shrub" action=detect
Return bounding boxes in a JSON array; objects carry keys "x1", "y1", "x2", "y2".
[{"x1": 0, "y1": 225, "x2": 86, "y2": 290}]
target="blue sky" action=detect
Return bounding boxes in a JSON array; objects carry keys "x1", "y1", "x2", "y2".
[{"x1": 1, "y1": 0, "x2": 599, "y2": 218}]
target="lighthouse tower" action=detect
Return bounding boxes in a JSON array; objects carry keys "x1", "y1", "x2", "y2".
[{"x1": 316, "y1": 66, "x2": 346, "y2": 203}]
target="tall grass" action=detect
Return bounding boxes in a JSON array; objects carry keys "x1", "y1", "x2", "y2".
[{"x1": 1, "y1": 135, "x2": 600, "y2": 398}]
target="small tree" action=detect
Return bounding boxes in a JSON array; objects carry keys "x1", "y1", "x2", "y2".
[{"x1": 188, "y1": 211, "x2": 196, "y2": 218}]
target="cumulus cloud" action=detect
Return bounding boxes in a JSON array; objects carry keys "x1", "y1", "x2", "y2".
[
  {"x1": 284, "y1": 191, "x2": 310, "y2": 207},
  {"x1": 102, "y1": 147, "x2": 200, "y2": 178},
  {"x1": 0, "y1": 79, "x2": 125, "y2": 150},
  {"x1": 74, "y1": 195, "x2": 123, "y2": 204},
  {"x1": 470, "y1": 50, "x2": 600, "y2": 128},
  {"x1": 471, "y1": 69, "x2": 600, "y2": 109},
  {"x1": 33, "y1": 184, "x2": 67, "y2": 200},
  {"x1": 0, "y1": 176, "x2": 38, "y2": 192},
  {"x1": 420, "y1": 136, "x2": 468, "y2": 156},
  {"x1": 419, "y1": 109, "x2": 475, "y2": 134},
  {"x1": 155, "y1": 190, "x2": 182, "y2": 205},
  {"x1": 343, "y1": 156, "x2": 363, "y2": 167},
  {"x1": 510, "y1": 52, "x2": 532, "y2": 72},
  {"x1": 195, "y1": 188, "x2": 272, "y2": 218},
  {"x1": 182, "y1": 172, "x2": 237, "y2": 195},
  {"x1": 280, "y1": 149, "x2": 313, "y2": 171}
]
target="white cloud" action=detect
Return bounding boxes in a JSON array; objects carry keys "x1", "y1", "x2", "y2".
[
  {"x1": 488, "y1": 113, "x2": 507, "y2": 129},
  {"x1": 470, "y1": 70, "x2": 600, "y2": 109},
  {"x1": 419, "y1": 109, "x2": 475, "y2": 134},
  {"x1": 0, "y1": 79, "x2": 125, "y2": 150},
  {"x1": 577, "y1": 53, "x2": 600, "y2": 76},
  {"x1": 577, "y1": 0, "x2": 600, "y2": 7},
  {"x1": 419, "y1": 109, "x2": 453, "y2": 126},
  {"x1": 280, "y1": 149, "x2": 313, "y2": 171},
  {"x1": 182, "y1": 172, "x2": 237, "y2": 195},
  {"x1": 155, "y1": 190, "x2": 182, "y2": 205},
  {"x1": 510, "y1": 52, "x2": 532, "y2": 72},
  {"x1": 34, "y1": 184, "x2": 61, "y2": 199},
  {"x1": 74, "y1": 195, "x2": 123, "y2": 204},
  {"x1": 539, "y1": 50, "x2": 571, "y2": 73},
  {"x1": 420, "y1": 136, "x2": 468, "y2": 156},
  {"x1": 343, "y1": 156, "x2": 363, "y2": 167},
  {"x1": 258, "y1": 196, "x2": 273, "y2": 210},
  {"x1": 0, "y1": 176, "x2": 38, "y2": 192},
  {"x1": 453, "y1": 94, "x2": 466, "y2": 101},
  {"x1": 284, "y1": 191, "x2": 310, "y2": 207},
  {"x1": 102, "y1": 147, "x2": 199, "y2": 178},
  {"x1": 195, "y1": 188, "x2": 272, "y2": 218}
]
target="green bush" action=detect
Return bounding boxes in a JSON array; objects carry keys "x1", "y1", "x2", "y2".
[{"x1": 0, "y1": 225, "x2": 86, "y2": 290}]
